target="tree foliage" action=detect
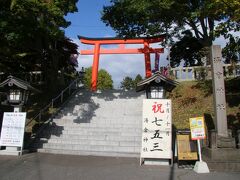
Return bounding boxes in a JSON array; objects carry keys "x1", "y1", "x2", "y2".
[
  {"x1": 120, "y1": 76, "x2": 134, "y2": 90},
  {"x1": 213, "y1": 0, "x2": 240, "y2": 23},
  {"x1": 83, "y1": 67, "x2": 113, "y2": 90},
  {"x1": 102, "y1": 0, "x2": 239, "y2": 47},
  {"x1": 120, "y1": 74, "x2": 143, "y2": 90},
  {"x1": 102, "y1": 0, "x2": 240, "y2": 67},
  {"x1": 0, "y1": 0, "x2": 78, "y2": 87},
  {"x1": 134, "y1": 74, "x2": 143, "y2": 86},
  {"x1": 170, "y1": 31, "x2": 204, "y2": 67},
  {"x1": 222, "y1": 35, "x2": 240, "y2": 64}
]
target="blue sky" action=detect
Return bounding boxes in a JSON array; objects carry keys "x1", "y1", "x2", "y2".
[
  {"x1": 64, "y1": 0, "x2": 233, "y2": 88},
  {"x1": 65, "y1": 0, "x2": 115, "y2": 38},
  {"x1": 65, "y1": 0, "x2": 160, "y2": 88}
]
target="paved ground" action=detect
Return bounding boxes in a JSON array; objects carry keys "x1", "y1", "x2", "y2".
[{"x1": 0, "y1": 153, "x2": 239, "y2": 180}]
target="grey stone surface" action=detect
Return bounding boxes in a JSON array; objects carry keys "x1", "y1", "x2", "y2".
[
  {"x1": 35, "y1": 89, "x2": 144, "y2": 157},
  {"x1": 210, "y1": 45, "x2": 228, "y2": 137},
  {"x1": 0, "y1": 153, "x2": 240, "y2": 180}
]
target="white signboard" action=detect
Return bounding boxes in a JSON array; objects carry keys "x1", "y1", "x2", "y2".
[
  {"x1": 141, "y1": 99, "x2": 172, "y2": 159},
  {"x1": 0, "y1": 112, "x2": 26, "y2": 147}
]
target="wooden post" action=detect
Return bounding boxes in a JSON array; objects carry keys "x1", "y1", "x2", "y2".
[
  {"x1": 192, "y1": 67, "x2": 196, "y2": 80},
  {"x1": 144, "y1": 41, "x2": 152, "y2": 77},
  {"x1": 186, "y1": 68, "x2": 189, "y2": 80},
  {"x1": 179, "y1": 69, "x2": 182, "y2": 80}
]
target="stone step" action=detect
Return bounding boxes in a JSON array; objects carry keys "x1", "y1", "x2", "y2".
[
  {"x1": 40, "y1": 126, "x2": 141, "y2": 132},
  {"x1": 60, "y1": 131, "x2": 142, "y2": 137},
  {"x1": 42, "y1": 143, "x2": 140, "y2": 153},
  {"x1": 40, "y1": 123, "x2": 142, "y2": 131},
  {"x1": 53, "y1": 114, "x2": 142, "y2": 119},
  {"x1": 52, "y1": 122, "x2": 142, "y2": 127},
  {"x1": 61, "y1": 114, "x2": 142, "y2": 119},
  {"x1": 41, "y1": 124, "x2": 142, "y2": 131},
  {"x1": 43, "y1": 127, "x2": 141, "y2": 134},
  {"x1": 53, "y1": 117, "x2": 142, "y2": 123},
  {"x1": 36, "y1": 89, "x2": 145, "y2": 157},
  {"x1": 53, "y1": 119, "x2": 142, "y2": 124},
  {"x1": 49, "y1": 134, "x2": 141, "y2": 142},
  {"x1": 47, "y1": 139, "x2": 141, "y2": 147},
  {"x1": 38, "y1": 148, "x2": 140, "y2": 157}
]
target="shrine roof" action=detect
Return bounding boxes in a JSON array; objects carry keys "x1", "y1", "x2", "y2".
[
  {"x1": 136, "y1": 72, "x2": 179, "y2": 92},
  {"x1": 0, "y1": 76, "x2": 40, "y2": 93}
]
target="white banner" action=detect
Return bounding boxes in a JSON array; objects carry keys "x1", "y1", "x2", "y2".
[
  {"x1": 141, "y1": 99, "x2": 172, "y2": 159},
  {"x1": 0, "y1": 112, "x2": 26, "y2": 147}
]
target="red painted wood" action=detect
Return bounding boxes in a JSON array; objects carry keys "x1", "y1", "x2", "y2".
[
  {"x1": 79, "y1": 36, "x2": 165, "y2": 91},
  {"x1": 80, "y1": 48, "x2": 164, "y2": 55},
  {"x1": 92, "y1": 43, "x2": 100, "y2": 91}
]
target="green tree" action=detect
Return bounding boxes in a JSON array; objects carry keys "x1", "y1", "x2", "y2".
[
  {"x1": 83, "y1": 67, "x2": 113, "y2": 90},
  {"x1": 120, "y1": 76, "x2": 134, "y2": 90},
  {"x1": 102, "y1": 0, "x2": 239, "y2": 63},
  {"x1": 134, "y1": 74, "x2": 143, "y2": 87},
  {"x1": 222, "y1": 35, "x2": 240, "y2": 64},
  {"x1": 0, "y1": 0, "x2": 78, "y2": 89},
  {"x1": 170, "y1": 31, "x2": 204, "y2": 67},
  {"x1": 102, "y1": 0, "x2": 239, "y2": 46},
  {"x1": 121, "y1": 74, "x2": 143, "y2": 90},
  {"x1": 213, "y1": 0, "x2": 240, "y2": 23}
]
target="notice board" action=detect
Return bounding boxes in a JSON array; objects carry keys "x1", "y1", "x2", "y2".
[
  {"x1": 0, "y1": 112, "x2": 26, "y2": 147},
  {"x1": 189, "y1": 117, "x2": 206, "y2": 140},
  {"x1": 177, "y1": 134, "x2": 198, "y2": 161},
  {"x1": 141, "y1": 99, "x2": 172, "y2": 161}
]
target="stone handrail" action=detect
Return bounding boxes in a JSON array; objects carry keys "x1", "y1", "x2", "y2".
[{"x1": 170, "y1": 63, "x2": 240, "y2": 81}]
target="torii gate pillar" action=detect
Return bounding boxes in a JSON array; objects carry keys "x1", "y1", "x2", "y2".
[
  {"x1": 92, "y1": 43, "x2": 100, "y2": 91},
  {"x1": 78, "y1": 35, "x2": 165, "y2": 91},
  {"x1": 144, "y1": 41, "x2": 152, "y2": 78}
]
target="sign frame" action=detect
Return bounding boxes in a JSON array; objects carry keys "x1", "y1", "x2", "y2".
[
  {"x1": 140, "y1": 99, "x2": 173, "y2": 165},
  {"x1": 189, "y1": 116, "x2": 206, "y2": 140},
  {"x1": 176, "y1": 133, "x2": 198, "y2": 162},
  {"x1": 0, "y1": 112, "x2": 27, "y2": 155}
]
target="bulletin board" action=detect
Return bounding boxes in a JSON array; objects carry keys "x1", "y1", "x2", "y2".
[{"x1": 0, "y1": 112, "x2": 26, "y2": 148}]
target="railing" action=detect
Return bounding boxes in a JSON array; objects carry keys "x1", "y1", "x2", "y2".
[
  {"x1": 26, "y1": 78, "x2": 81, "y2": 126},
  {"x1": 170, "y1": 63, "x2": 240, "y2": 81}
]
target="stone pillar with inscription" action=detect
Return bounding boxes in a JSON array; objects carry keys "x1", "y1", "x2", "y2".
[
  {"x1": 201, "y1": 46, "x2": 240, "y2": 171},
  {"x1": 210, "y1": 45, "x2": 228, "y2": 138}
]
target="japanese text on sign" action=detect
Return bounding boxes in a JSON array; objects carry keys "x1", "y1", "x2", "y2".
[
  {"x1": 0, "y1": 112, "x2": 26, "y2": 147},
  {"x1": 141, "y1": 99, "x2": 172, "y2": 159}
]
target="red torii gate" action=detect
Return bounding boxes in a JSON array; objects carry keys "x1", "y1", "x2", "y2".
[{"x1": 78, "y1": 35, "x2": 165, "y2": 91}]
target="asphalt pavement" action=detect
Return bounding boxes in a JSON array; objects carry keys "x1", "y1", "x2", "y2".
[{"x1": 0, "y1": 153, "x2": 239, "y2": 180}]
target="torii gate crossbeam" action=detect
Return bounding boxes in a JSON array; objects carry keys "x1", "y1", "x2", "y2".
[{"x1": 78, "y1": 35, "x2": 165, "y2": 91}]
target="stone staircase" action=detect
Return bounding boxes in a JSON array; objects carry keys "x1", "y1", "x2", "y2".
[{"x1": 35, "y1": 89, "x2": 145, "y2": 157}]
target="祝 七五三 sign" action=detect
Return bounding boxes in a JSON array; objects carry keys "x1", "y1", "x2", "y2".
[{"x1": 141, "y1": 99, "x2": 172, "y2": 159}]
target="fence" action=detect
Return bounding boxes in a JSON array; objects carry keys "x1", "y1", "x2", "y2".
[{"x1": 170, "y1": 63, "x2": 240, "y2": 81}]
